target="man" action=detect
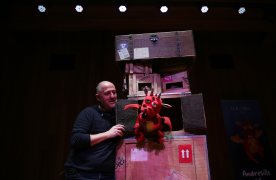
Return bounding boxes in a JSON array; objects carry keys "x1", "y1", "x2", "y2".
[{"x1": 64, "y1": 81, "x2": 125, "y2": 180}]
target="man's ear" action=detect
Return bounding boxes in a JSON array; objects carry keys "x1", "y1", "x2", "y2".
[{"x1": 95, "y1": 94, "x2": 100, "y2": 102}]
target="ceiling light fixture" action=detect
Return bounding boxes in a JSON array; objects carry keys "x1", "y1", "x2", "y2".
[
  {"x1": 37, "y1": 5, "x2": 46, "y2": 13},
  {"x1": 119, "y1": 5, "x2": 127, "y2": 13},
  {"x1": 201, "y1": 5, "x2": 209, "y2": 13},
  {"x1": 238, "y1": 7, "x2": 246, "y2": 14},
  {"x1": 160, "y1": 6, "x2": 168, "y2": 13},
  {"x1": 75, "y1": 5, "x2": 84, "y2": 13}
]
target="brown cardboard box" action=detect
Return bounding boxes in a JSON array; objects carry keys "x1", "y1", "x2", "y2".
[
  {"x1": 115, "y1": 135, "x2": 210, "y2": 180},
  {"x1": 115, "y1": 30, "x2": 196, "y2": 61}
]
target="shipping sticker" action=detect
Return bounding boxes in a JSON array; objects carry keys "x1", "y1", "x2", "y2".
[
  {"x1": 118, "y1": 48, "x2": 130, "y2": 60},
  {"x1": 120, "y1": 43, "x2": 128, "y2": 49},
  {"x1": 130, "y1": 148, "x2": 148, "y2": 161},
  {"x1": 134, "y1": 47, "x2": 149, "y2": 59},
  {"x1": 178, "y1": 144, "x2": 193, "y2": 163},
  {"x1": 162, "y1": 76, "x2": 173, "y2": 82}
]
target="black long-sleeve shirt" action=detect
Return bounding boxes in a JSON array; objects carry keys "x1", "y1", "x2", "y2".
[{"x1": 65, "y1": 105, "x2": 120, "y2": 173}]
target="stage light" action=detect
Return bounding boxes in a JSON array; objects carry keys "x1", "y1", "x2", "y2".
[
  {"x1": 75, "y1": 5, "x2": 84, "y2": 13},
  {"x1": 119, "y1": 5, "x2": 127, "y2": 13},
  {"x1": 238, "y1": 7, "x2": 246, "y2": 14},
  {"x1": 201, "y1": 5, "x2": 209, "y2": 13},
  {"x1": 38, "y1": 5, "x2": 46, "y2": 13},
  {"x1": 160, "y1": 6, "x2": 168, "y2": 13}
]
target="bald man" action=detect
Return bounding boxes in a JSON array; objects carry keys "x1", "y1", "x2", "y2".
[{"x1": 65, "y1": 81, "x2": 125, "y2": 180}]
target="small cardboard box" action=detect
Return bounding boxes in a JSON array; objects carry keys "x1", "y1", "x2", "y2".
[
  {"x1": 127, "y1": 73, "x2": 161, "y2": 97},
  {"x1": 161, "y1": 71, "x2": 191, "y2": 94}
]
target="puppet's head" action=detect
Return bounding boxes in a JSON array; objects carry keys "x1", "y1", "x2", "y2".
[{"x1": 140, "y1": 87, "x2": 171, "y2": 119}]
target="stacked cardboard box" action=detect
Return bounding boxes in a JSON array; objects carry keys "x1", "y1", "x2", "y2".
[{"x1": 115, "y1": 30, "x2": 210, "y2": 180}]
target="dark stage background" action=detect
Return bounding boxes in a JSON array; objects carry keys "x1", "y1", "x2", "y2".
[{"x1": 3, "y1": 1, "x2": 276, "y2": 179}]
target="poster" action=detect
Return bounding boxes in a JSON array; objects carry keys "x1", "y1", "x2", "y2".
[{"x1": 220, "y1": 100, "x2": 275, "y2": 180}]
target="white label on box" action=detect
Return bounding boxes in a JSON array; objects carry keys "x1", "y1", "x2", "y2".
[
  {"x1": 118, "y1": 48, "x2": 130, "y2": 60},
  {"x1": 134, "y1": 47, "x2": 149, "y2": 59},
  {"x1": 130, "y1": 148, "x2": 148, "y2": 161}
]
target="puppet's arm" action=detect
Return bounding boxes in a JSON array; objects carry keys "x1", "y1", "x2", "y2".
[{"x1": 124, "y1": 104, "x2": 140, "y2": 110}]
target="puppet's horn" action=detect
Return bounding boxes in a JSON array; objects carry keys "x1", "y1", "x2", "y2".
[
  {"x1": 157, "y1": 92, "x2": 161, "y2": 99},
  {"x1": 162, "y1": 103, "x2": 172, "y2": 108},
  {"x1": 144, "y1": 86, "x2": 148, "y2": 96},
  {"x1": 150, "y1": 88, "x2": 154, "y2": 96}
]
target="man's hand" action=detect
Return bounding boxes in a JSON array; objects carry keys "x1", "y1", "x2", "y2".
[{"x1": 106, "y1": 124, "x2": 125, "y2": 138}]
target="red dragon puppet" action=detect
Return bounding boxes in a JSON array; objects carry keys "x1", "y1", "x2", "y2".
[
  {"x1": 230, "y1": 121, "x2": 264, "y2": 164},
  {"x1": 124, "y1": 87, "x2": 172, "y2": 144}
]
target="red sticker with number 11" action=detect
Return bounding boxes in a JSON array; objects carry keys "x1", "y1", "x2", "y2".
[{"x1": 178, "y1": 144, "x2": 192, "y2": 163}]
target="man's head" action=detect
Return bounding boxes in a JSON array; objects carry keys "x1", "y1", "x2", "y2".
[{"x1": 96, "y1": 81, "x2": 117, "y2": 111}]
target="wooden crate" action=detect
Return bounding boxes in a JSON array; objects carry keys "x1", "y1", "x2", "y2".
[
  {"x1": 127, "y1": 73, "x2": 161, "y2": 97},
  {"x1": 115, "y1": 135, "x2": 210, "y2": 180},
  {"x1": 115, "y1": 30, "x2": 196, "y2": 61}
]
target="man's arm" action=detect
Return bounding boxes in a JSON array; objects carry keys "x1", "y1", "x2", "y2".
[{"x1": 90, "y1": 124, "x2": 125, "y2": 146}]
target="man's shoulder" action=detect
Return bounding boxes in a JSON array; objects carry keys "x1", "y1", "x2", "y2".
[
  {"x1": 76, "y1": 105, "x2": 101, "y2": 120},
  {"x1": 81, "y1": 105, "x2": 98, "y2": 113}
]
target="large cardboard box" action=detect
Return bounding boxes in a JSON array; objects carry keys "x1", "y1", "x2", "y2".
[
  {"x1": 115, "y1": 30, "x2": 196, "y2": 61},
  {"x1": 115, "y1": 135, "x2": 210, "y2": 180}
]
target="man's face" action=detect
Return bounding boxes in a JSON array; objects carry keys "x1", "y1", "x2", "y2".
[{"x1": 96, "y1": 83, "x2": 117, "y2": 111}]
